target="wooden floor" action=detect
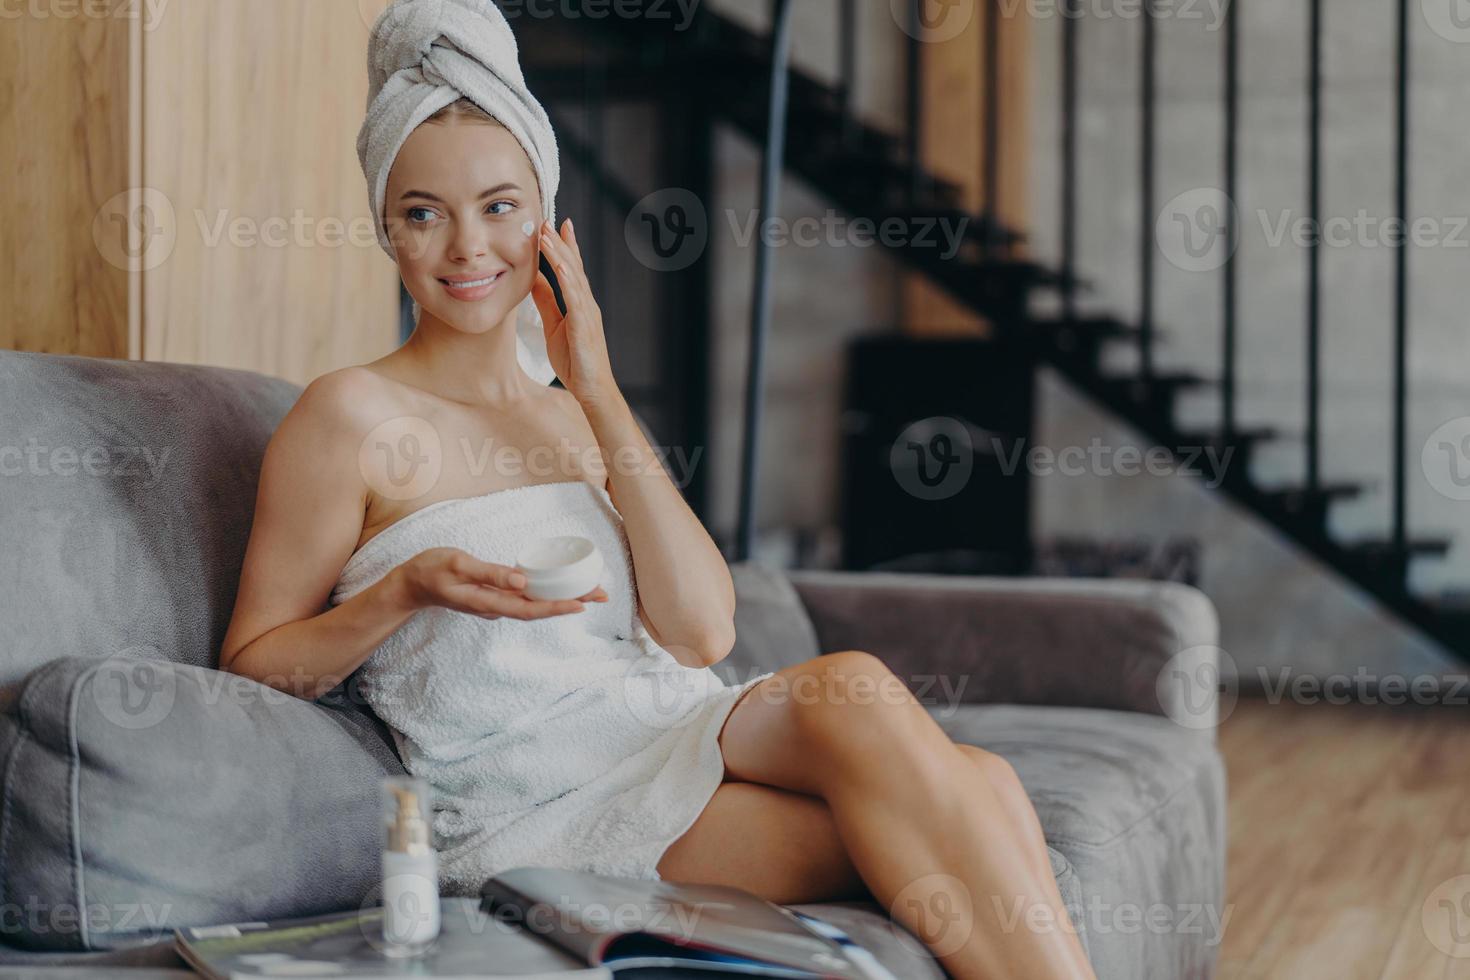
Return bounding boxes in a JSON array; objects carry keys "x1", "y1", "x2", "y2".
[{"x1": 1215, "y1": 696, "x2": 1470, "y2": 979}]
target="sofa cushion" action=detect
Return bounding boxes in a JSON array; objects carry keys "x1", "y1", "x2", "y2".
[
  {"x1": 0, "y1": 351, "x2": 301, "y2": 689},
  {"x1": 932, "y1": 702, "x2": 1226, "y2": 978},
  {"x1": 0, "y1": 652, "x2": 405, "y2": 952}
]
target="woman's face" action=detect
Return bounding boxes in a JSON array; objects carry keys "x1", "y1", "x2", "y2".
[{"x1": 383, "y1": 118, "x2": 543, "y2": 337}]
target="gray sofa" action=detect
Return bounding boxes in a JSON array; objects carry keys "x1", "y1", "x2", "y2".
[{"x1": 0, "y1": 350, "x2": 1227, "y2": 978}]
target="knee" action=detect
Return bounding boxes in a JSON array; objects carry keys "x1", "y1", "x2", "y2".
[
  {"x1": 792, "y1": 651, "x2": 926, "y2": 747},
  {"x1": 957, "y1": 744, "x2": 1028, "y2": 800}
]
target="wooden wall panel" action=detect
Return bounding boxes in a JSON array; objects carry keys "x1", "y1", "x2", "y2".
[
  {"x1": 141, "y1": 0, "x2": 398, "y2": 384},
  {"x1": 903, "y1": 4, "x2": 1030, "y2": 337},
  {"x1": 0, "y1": 2, "x2": 133, "y2": 356},
  {"x1": 2, "y1": 0, "x2": 398, "y2": 379}
]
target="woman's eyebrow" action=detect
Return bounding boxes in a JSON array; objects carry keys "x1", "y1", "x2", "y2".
[{"x1": 399, "y1": 183, "x2": 522, "y2": 203}]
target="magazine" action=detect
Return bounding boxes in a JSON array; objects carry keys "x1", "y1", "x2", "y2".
[
  {"x1": 480, "y1": 867, "x2": 897, "y2": 979},
  {"x1": 174, "y1": 868, "x2": 898, "y2": 980},
  {"x1": 174, "y1": 897, "x2": 609, "y2": 979}
]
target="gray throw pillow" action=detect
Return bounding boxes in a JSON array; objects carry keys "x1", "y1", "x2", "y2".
[{"x1": 0, "y1": 652, "x2": 404, "y2": 952}]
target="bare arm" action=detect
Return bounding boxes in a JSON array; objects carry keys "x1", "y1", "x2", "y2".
[
  {"x1": 582, "y1": 390, "x2": 736, "y2": 667},
  {"x1": 219, "y1": 369, "x2": 596, "y2": 700},
  {"x1": 219, "y1": 370, "x2": 413, "y2": 699},
  {"x1": 533, "y1": 218, "x2": 736, "y2": 668}
]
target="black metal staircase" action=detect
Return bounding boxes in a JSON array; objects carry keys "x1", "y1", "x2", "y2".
[{"x1": 522, "y1": 1, "x2": 1468, "y2": 663}]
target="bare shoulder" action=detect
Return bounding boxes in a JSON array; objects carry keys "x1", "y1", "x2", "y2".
[
  {"x1": 257, "y1": 366, "x2": 408, "y2": 501},
  {"x1": 546, "y1": 385, "x2": 602, "y2": 443},
  {"x1": 543, "y1": 384, "x2": 588, "y2": 424},
  {"x1": 290, "y1": 365, "x2": 401, "y2": 436}
]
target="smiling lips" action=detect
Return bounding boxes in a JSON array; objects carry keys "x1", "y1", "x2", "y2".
[{"x1": 438, "y1": 270, "x2": 505, "y2": 301}]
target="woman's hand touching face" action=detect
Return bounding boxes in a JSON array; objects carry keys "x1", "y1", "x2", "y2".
[{"x1": 531, "y1": 218, "x2": 617, "y2": 408}]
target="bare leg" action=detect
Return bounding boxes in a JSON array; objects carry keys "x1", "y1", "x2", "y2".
[
  {"x1": 693, "y1": 651, "x2": 1095, "y2": 980},
  {"x1": 952, "y1": 742, "x2": 1092, "y2": 976}
]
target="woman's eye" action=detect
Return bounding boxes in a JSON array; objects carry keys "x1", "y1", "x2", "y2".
[
  {"x1": 407, "y1": 206, "x2": 435, "y2": 224},
  {"x1": 487, "y1": 200, "x2": 515, "y2": 216}
]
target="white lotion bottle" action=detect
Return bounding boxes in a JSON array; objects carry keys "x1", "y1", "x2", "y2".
[{"x1": 381, "y1": 776, "x2": 441, "y2": 957}]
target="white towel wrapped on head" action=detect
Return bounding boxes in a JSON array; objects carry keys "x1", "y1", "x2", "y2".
[
  {"x1": 356, "y1": 0, "x2": 561, "y2": 386},
  {"x1": 331, "y1": 480, "x2": 774, "y2": 895}
]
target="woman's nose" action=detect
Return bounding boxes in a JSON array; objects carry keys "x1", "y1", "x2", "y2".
[{"x1": 447, "y1": 220, "x2": 490, "y2": 263}]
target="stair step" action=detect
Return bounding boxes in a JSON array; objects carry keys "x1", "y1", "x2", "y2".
[
  {"x1": 1026, "y1": 316, "x2": 1142, "y2": 364},
  {"x1": 1252, "y1": 481, "x2": 1368, "y2": 534},
  {"x1": 1099, "y1": 369, "x2": 1211, "y2": 387},
  {"x1": 1031, "y1": 315, "x2": 1139, "y2": 337},
  {"x1": 1174, "y1": 426, "x2": 1280, "y2": 448},
  {"x1": 1099, "y1": 367, "x2": 1211, "y2": 399},
  {"x1": 1096, "y1": 372, "x2": 1212, "y2": 417},
  {"x1": 1425, "y1": 595, "x2": 1470, "y2": 644},
  {"x1": 1341, "y1": 537, "x2": 1453, "y2": 587},
  {"x1": 1344, "y1": 537, "x2": 1452, "y2": 558},
  {"x1": 1261, "y1": 482, "x2": 1366, "y2": 507}
]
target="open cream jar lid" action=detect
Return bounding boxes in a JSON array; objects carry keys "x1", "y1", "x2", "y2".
[{"x1": 514, "y1": 535, "x2": 604, "y2": 601}]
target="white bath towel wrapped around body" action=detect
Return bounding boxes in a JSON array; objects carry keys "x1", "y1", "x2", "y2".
[{"x1": 330, "y1": 479, "x2": 774, "y2": 896}]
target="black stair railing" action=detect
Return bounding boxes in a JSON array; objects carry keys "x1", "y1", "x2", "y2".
[
  {"x1": 734, "y1": 0, "x2": 796, "y2": 564},
  {"x1": 524, "y1": 0, "x2": 1463, "y2": 661},
  {"x1": 1392, "y1": 0, "x2": 1411, "y2": 556},
  {"x1": 1222, "y1": 0, "x2": 1238, "y2": 439},
  {"x1": 1139, "y1": 0, "x2": 1157, "y2": 382},
  {"x1": 1307, "y1": 0, "x2": 1323, "y2": 494}
]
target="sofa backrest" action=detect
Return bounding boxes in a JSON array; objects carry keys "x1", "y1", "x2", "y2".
[
  {"x1": 0, "y1": 351, "x2": 302, "y2": 688},
  {"x1": 0, "y1": 350, "x2": 822, "y2": 694}
]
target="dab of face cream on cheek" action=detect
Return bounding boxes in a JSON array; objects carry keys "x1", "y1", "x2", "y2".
[{"x1": 522, "y1": 220, "x2": 536, "y2": 237}]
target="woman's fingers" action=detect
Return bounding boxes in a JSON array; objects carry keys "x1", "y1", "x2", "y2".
[
  {"x1": 540, "y1": 222, "x2": 592, "y2": 315},
  {"x1": 483, "y1": 593, "x2": 586, "y2": 620},
  {"x1": 457, "y1": 557, "x2": 528, "y2": 592},
  {"x1": 530, "y1": 268, "x2": 562, "y2": 328},
  {"x1": 544, "y1": 217, "x2": 586, "y2": 278}
]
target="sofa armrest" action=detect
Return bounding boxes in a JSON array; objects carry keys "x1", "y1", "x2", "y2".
[{"x1": 784, "y1": 570, "x2": 1221, "y2": 729}]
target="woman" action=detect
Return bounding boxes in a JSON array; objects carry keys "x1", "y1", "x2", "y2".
[{"x1": 219, "y1": 2, "x2": 1094, "y2": 977}]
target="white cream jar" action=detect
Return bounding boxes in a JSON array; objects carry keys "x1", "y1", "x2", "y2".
[{"x1": 515, "y1": 534, "x2": 604, "y2": 601}]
